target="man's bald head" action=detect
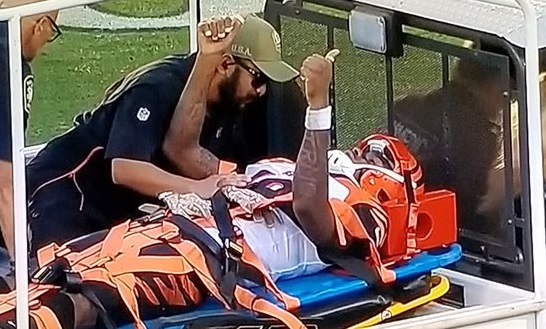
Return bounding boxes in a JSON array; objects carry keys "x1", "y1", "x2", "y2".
[{"x1": 1, "y1": 0, "x2": 60, "y2": 61}]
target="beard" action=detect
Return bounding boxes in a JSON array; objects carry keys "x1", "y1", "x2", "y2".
[{"x1": 208, "y1": 67, "x2": 244, "y2": 116}]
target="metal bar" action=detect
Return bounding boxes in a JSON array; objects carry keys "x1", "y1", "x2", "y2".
[
  {"x1": 513, "y1": 0, "x2": 546, "y2": 305},
  {"x1": 189, "y1": 0, "x2": 200, "y2": 53},
  {"x1": 0, "y1": 0, "x2": 105, "y2": 19},
  {"x1": 305, "y1": 0, "x2": 355, "y2": 12},
  {"x1": 372, "y1": 297, "x2": 542, "y2": 329},
  {"x1": 7, "y1": 15, "x2": 29, "y2": 329},
  {"x1": 441, "y1": 54, "x2": 449, "y2": 87},
  {"x1": 479, "y1": 0, "x2": 523, "y2": 9},
  {"x1": 327, "y1": 25, "x2": 337, "y2": 147},
  {"x1": 274, "y1": 3, "x2": 349, "y2": 30}
]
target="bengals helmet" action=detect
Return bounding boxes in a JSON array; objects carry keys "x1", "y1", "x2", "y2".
[{"x1": 328, "y1": 134, "x2": 424, "y2": 203}]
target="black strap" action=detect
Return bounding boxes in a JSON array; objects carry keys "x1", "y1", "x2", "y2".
[
  {"x1": 403, "y1": 170, "x2": 415, "y2": 204},
  {"x1": 319, "y1": 248, "x2": 391, "y2": 294},
  {"x1": 210, "y1": 192, "x2": 237, "y2": 243},
  {"x1": 170, "y1": 214, "x2": 224, "y2": 258},
  {"x1": 31, "y1": 257, "x2": 71, "y2": 286},
  {"x1": 30, "y1": 258, "x2": 117, "y2": 329},
  {"x1": 170, "y1": 214, "x2": 239, "y2": 307},
  {"x1": 170, "y1": 209, "x2": 267, "y2": 307},
  {"x1": 79, "y1": 285, "x2": 117, "y2": 329}
]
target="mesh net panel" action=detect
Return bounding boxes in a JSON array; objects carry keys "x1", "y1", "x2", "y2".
[
  {"x1": 280, "y1": 17, "x2": 328, "y2": 74},
  {"x1": 280, "y1": 18, "x2": 387, "y2": 150},
  {"x1": 333, "y1": 28, "x2": 387, "y2": 150},
  {"x1": 393, "y1": 45, "x2": 444, "y2": 97}
]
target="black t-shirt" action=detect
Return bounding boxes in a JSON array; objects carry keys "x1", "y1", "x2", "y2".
[
  {"x1": 0, "y1": 21, "x2": 34, "y2": 162},
  {"x1": 26, "y1": 53, "x2": 269, "y2": 228}
]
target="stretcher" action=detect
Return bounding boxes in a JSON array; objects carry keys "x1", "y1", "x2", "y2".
[{"x1": 118, "y1": 243, "x2": 462, "y2": 329}]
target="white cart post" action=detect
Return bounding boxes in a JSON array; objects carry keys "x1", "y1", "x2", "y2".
[
  {"x1": 0, "y1": 1, "x2": 122, "y2": 326},
  {"x1": 189, "y1": 0, "x2": 200, "y2": 53}
]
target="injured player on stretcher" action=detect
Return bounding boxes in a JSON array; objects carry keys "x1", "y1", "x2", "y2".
[{"x1": 0, "y1": 17, "x2": 459, "y2": 329}]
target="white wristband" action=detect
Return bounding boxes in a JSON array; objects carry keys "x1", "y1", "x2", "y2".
[{"x1": 305, "y1": 106, "x2": 332, "y2": 130}]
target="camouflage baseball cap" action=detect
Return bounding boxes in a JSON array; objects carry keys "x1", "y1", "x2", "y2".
[{"x1": 231, "y1": 14, "x2": 299, "y2": 83}]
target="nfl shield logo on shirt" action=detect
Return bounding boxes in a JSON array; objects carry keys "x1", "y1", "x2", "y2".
[{"x1": 136, "y1": 107, "x2": 150, "y2": 122}]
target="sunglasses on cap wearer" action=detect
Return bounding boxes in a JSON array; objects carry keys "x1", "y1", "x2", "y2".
[
  {"x1": 229, "y1": 58, "x2": 270, "y2": 89},
  {"x1": 43, "y1": 15, "x2": 62, "y2": 43}
]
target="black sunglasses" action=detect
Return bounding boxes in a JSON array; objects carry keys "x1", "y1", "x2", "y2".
[
  {"x1": 43, "y1": 15, "x2": 62, "y2": 43},
  {"x1": 232, "y1": 58, "x2": 269, "y2": 89}
]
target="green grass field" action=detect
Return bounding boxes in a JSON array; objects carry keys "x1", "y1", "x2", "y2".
[
  {"x1": 27, "y1": 0, "x2": 463, "y2": 149},
  {"x1": 91, "y1": 0, "x2": 189, "y2": 18},
  {"x1": 29, "y1": 28, "x2": 188, "y2": 144}
]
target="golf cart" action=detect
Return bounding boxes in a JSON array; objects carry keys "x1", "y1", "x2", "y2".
[{"x1": 2, "y1": 0, "x2": 546, "y2": 328}]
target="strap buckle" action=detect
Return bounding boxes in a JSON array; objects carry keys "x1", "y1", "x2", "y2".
[
  {"x1": 224, "y1": 239, "x2": 243, "y2": 260},
  {"x1": 136, "y1": 209, "x2": 168, "y2": 224},
  {"x1": 31, "y1": 258, "x2": 70, "y2": 285},
  {"x1": 223, "y1": 239, "x2": 243, "y2": 276},
  {"x1": 31, "y1": 265, "x2": 55, "y2": 284}
]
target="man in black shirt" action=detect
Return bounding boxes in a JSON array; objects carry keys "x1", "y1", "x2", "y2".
[
  {"x1": 25, "y1": 14, "x2": 303, "y2": 255},
  {"x1": 0, "y1": 0, "x2": 60, "y2": 258}
]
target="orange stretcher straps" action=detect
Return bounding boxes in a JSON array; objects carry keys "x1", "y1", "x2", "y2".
[
  {"x1": 100, "y1": 220, "x2": 131, "y2": 260},
  {"x1": 30, "y1": 305, "x2": 63, "y2": 329},
  {"x1": 239, "y1": 239, "x2": 300, "y2": 311},
  {"x1": 405, "y1": 202, "x2": 420, "y2": 257},
  {"x1": 79, "y1": 268, "x2": 118, "y2": 289},
  {"x1": 77, "y1": 221, "x2": 176, "y2": 270},
  {"x1": 0, "y1": 284, "x2": 58, "y2": 314},
  {"x1": 234, "y1": 286, "x2": 306, "y2": 329},
  {"x1": 169, "y1": 235, "x2": 303, "y2": 328},
  {"x1": 36, "y1": 243, "x2": 59, "y2": 268},
  {"x1": 105, "y1": 255, "x2": 194, "y2": 277}
]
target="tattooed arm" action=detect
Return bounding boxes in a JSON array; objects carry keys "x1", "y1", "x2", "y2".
[
  {"x1": 293, "y1": 127, "x2": 337, "y2": 246},
  {"x1": 163, "y1": 17, "x2": 241, "y2": 179},
  {"x1": 293, "y1": 53, "x2": 338, "y2": 247},
  {"x1": 162, "y1": 54, "x2": 221, "y2": 179}
]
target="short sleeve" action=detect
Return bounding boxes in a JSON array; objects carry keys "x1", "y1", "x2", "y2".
[
  {"x1": 104, "y1": 85, "x2": 171, "y2": 162},
  {"x1": 0, "y1": 22, "x2": 33, "y2": 162}
]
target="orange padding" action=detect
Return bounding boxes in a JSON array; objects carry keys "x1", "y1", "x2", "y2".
[
  {"x1": 2, "y1": 213, "x2": 305, "y2": 329},
  {"x1": 0, "y1": 285, "x2": 63, "y2": 329},
  {"x1": 31, "y1": 305, "x2": 63, "y2": 329},
  {"x1": 218, "y1": 161, "x2": 237, "y2": 174}
]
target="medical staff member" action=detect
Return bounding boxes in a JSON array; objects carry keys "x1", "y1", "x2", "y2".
[
  {"x1": 0, "y1": 0, "x2": 60, "y2": 259},
  {"x1": 24, "y1": 14, "x2": 304, "y2": 254}
]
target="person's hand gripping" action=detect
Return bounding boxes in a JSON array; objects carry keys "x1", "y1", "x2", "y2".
[{"x1": 197, "y1": 15, "x2": 244, "y2": 56}]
